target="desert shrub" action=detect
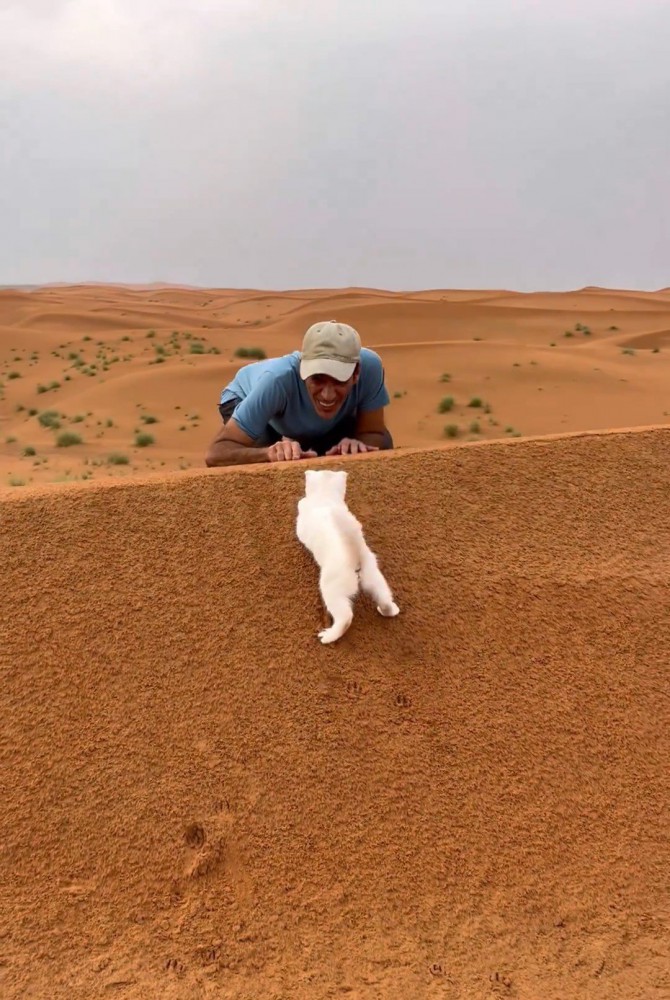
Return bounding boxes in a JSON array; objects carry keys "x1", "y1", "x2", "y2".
[
  {"x1": 56, "y1": 432, "x2": 82, "y2": 447},
  {"x1": 23, "y1": 446, "x2": 36, "y2": 456},
  {"x1": 134, "y1": 433, "x2": 154, "y2": 447},
  {"x1": 468, "y1": 397, "x2": 483, "y2": 408},
  {"x1": 234, "y1": 346, "x2": 266, "y2": 360},
  {"x1": 38, "y1": 410, "x2": 61, "y2": 429},
  {"x1": 438, "y1": 396, "x2": 455, "y2": 413},
  {"x1": 107, "y1": 453, "x2": 129, "y2": 465},
  {"x1": 444, "y1": 424, "x2": 459, "y2": 438}
]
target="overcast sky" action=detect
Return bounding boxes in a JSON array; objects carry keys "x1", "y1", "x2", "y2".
[{"x1": 2, "y1": 0, "x2": 669, "y2": 290}]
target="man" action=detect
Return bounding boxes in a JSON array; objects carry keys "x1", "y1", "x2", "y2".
[{"x1": 205, "y1": 320, "x2": 393, "y2": 466}]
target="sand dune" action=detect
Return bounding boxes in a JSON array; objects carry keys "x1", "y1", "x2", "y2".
[
  {"x1": 1, "y1": 429, "x2": 668, "y2": 999},
  {"x1": 2, "y1": 284, "x2": 670, "y2": 489}
]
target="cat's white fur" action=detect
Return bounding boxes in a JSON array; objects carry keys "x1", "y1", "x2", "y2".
[{"x1": 296, "y1": 469, "x2": 400, "y2": 644}]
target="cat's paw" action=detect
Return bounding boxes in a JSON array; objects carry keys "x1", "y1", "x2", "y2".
[
  {"x1": 318, "y1": 627, "x2": 339, "y2": 644},
  {"x1": 377, "y1": 602, "x2": 400, "y2": 617}
]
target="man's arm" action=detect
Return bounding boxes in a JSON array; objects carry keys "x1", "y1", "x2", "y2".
[
  {"x1": 354, "y1": 406, "x2": 389, "y2": 448},
  {"x1": 324, "y1": 407, "x2": 390, "y2": 456},
  {"x1": 205, "y1": 418, "x2": 270, "y2": 467},
  {"x1": 205, "y1": 418, "x2": 318, "y2": 467}
]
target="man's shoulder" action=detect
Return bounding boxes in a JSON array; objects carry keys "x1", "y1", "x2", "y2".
[
  {"x1": 360, "y1": 347, "x2": 384, "y2": 368},
  {"x1": 358, "y1": 347, "x2": 386, "y2": 380},
  {"x1": 260, "y1": 351, "x2": 300, "y2": 381},
  {"x1": 239, "y1": 351, "x2": 299, "y2": 387}
]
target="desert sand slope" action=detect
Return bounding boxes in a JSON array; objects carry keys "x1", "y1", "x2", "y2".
[{"x1": 1, "y1": 430, "x2": 669, "y2": 1000}]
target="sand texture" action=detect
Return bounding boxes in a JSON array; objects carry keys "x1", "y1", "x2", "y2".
[
  {"x1": 2, "y1": 283, "x2": 670, "y2": 489},
  {"x1": 1, "y1": 428, "x2": 668, "y2": 999}
]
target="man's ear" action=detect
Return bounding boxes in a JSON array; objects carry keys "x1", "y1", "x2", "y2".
[{"x1": 351, "y1": 364, "x2": 361, "y2": 385}]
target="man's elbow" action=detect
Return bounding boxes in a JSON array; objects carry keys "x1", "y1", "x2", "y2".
[
  {"x1": 205, "y1": 445, "x2": 227, "y2": 467},
  {"x1": 363, "y1": 428, "x2": 393, "y2": 451}
]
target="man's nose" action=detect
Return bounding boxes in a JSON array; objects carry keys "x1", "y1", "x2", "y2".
[{"x1": 320, "y1": 384, "x2": 336, "y2": 401}]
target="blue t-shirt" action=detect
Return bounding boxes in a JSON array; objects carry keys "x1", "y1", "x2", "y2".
[{"x1": 220, "y1": 349, "x2": 390, "y2": 442}]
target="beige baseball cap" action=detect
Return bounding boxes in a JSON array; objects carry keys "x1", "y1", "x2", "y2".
[{"x1": 299, "y1": 320, "x2": 361, "y2": 382}]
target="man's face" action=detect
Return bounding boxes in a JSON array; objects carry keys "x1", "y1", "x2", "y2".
[{"x1": 305, "y1": 367, "x2": 359, "y2": 419}]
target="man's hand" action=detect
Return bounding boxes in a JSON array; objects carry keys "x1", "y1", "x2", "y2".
[
  {"x1": 267, "y1": 437, "x2": 317, "y2": 463},
  {"x1": 325, "y1": 438, "x2": 379, "y2": 456}
]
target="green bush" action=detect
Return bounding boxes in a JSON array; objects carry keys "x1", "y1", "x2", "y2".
[
  {"x1": 56, "y1": 432, "x2": 82, "y2": 447},
  {"x1": 134, "y1": 433, "x2": 154, "y2": 447},
  {"x1": 444, "y1": 424, "x2": 459, "y2": 438},
  {"x1": 107, "y1": 453, "x2": 129, "y2": 465},
  {"x1": 438, "y1": 396, "x2": 455, "y2": 413},
  {"x1": 38, "y1": 410, "x2": 61, "y2": 429},
  {"x1": 234, "y1": 346, "x2": 266, "y2": 360}
]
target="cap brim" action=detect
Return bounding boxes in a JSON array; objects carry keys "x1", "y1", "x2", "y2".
[{"x1": 299, "y1": 358, "x2": 357, "y2": 382}]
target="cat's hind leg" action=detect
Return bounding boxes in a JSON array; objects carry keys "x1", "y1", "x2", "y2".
[
  {"x1": 359, "y1": 547, "x2": 400, "y2": 618},
  {"x1": 318, "y1": 566, "x2": 357, "y2": 644}
]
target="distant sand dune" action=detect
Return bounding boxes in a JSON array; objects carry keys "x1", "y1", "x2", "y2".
[{"x1": 619, "y1": 328, "x2": 670, "y2": 350}]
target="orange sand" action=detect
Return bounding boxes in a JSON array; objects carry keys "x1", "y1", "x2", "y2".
[
  {"x1": 1, "y1": 284, "x2": 670, "y2": 488},
  {"x1": 1, "y1": 426, "x2": 668, "y2": 999},
  {"x1": 1, "y1": 285, "x2": 668, "y2": 996}
]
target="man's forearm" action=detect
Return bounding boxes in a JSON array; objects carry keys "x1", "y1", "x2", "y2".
[
  {"x1": 357, "y1": 430, "x2": 388, "y2": 448},
  {"x1": 205, "y1": 442, "x2": 269, "y2": 467}
]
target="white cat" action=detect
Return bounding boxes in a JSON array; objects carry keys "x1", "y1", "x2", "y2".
[{"x1": 296, "y1": 469, "x2": 400, "y2": 644}]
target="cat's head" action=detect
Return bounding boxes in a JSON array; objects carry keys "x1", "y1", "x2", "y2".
[{"x1": 304, "y1": 469, "x2": 348, "y2": 500}]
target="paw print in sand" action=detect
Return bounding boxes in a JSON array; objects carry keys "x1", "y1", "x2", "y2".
[{"x1": 183, "y1": 823, "x2": 206, "y2": 848}]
